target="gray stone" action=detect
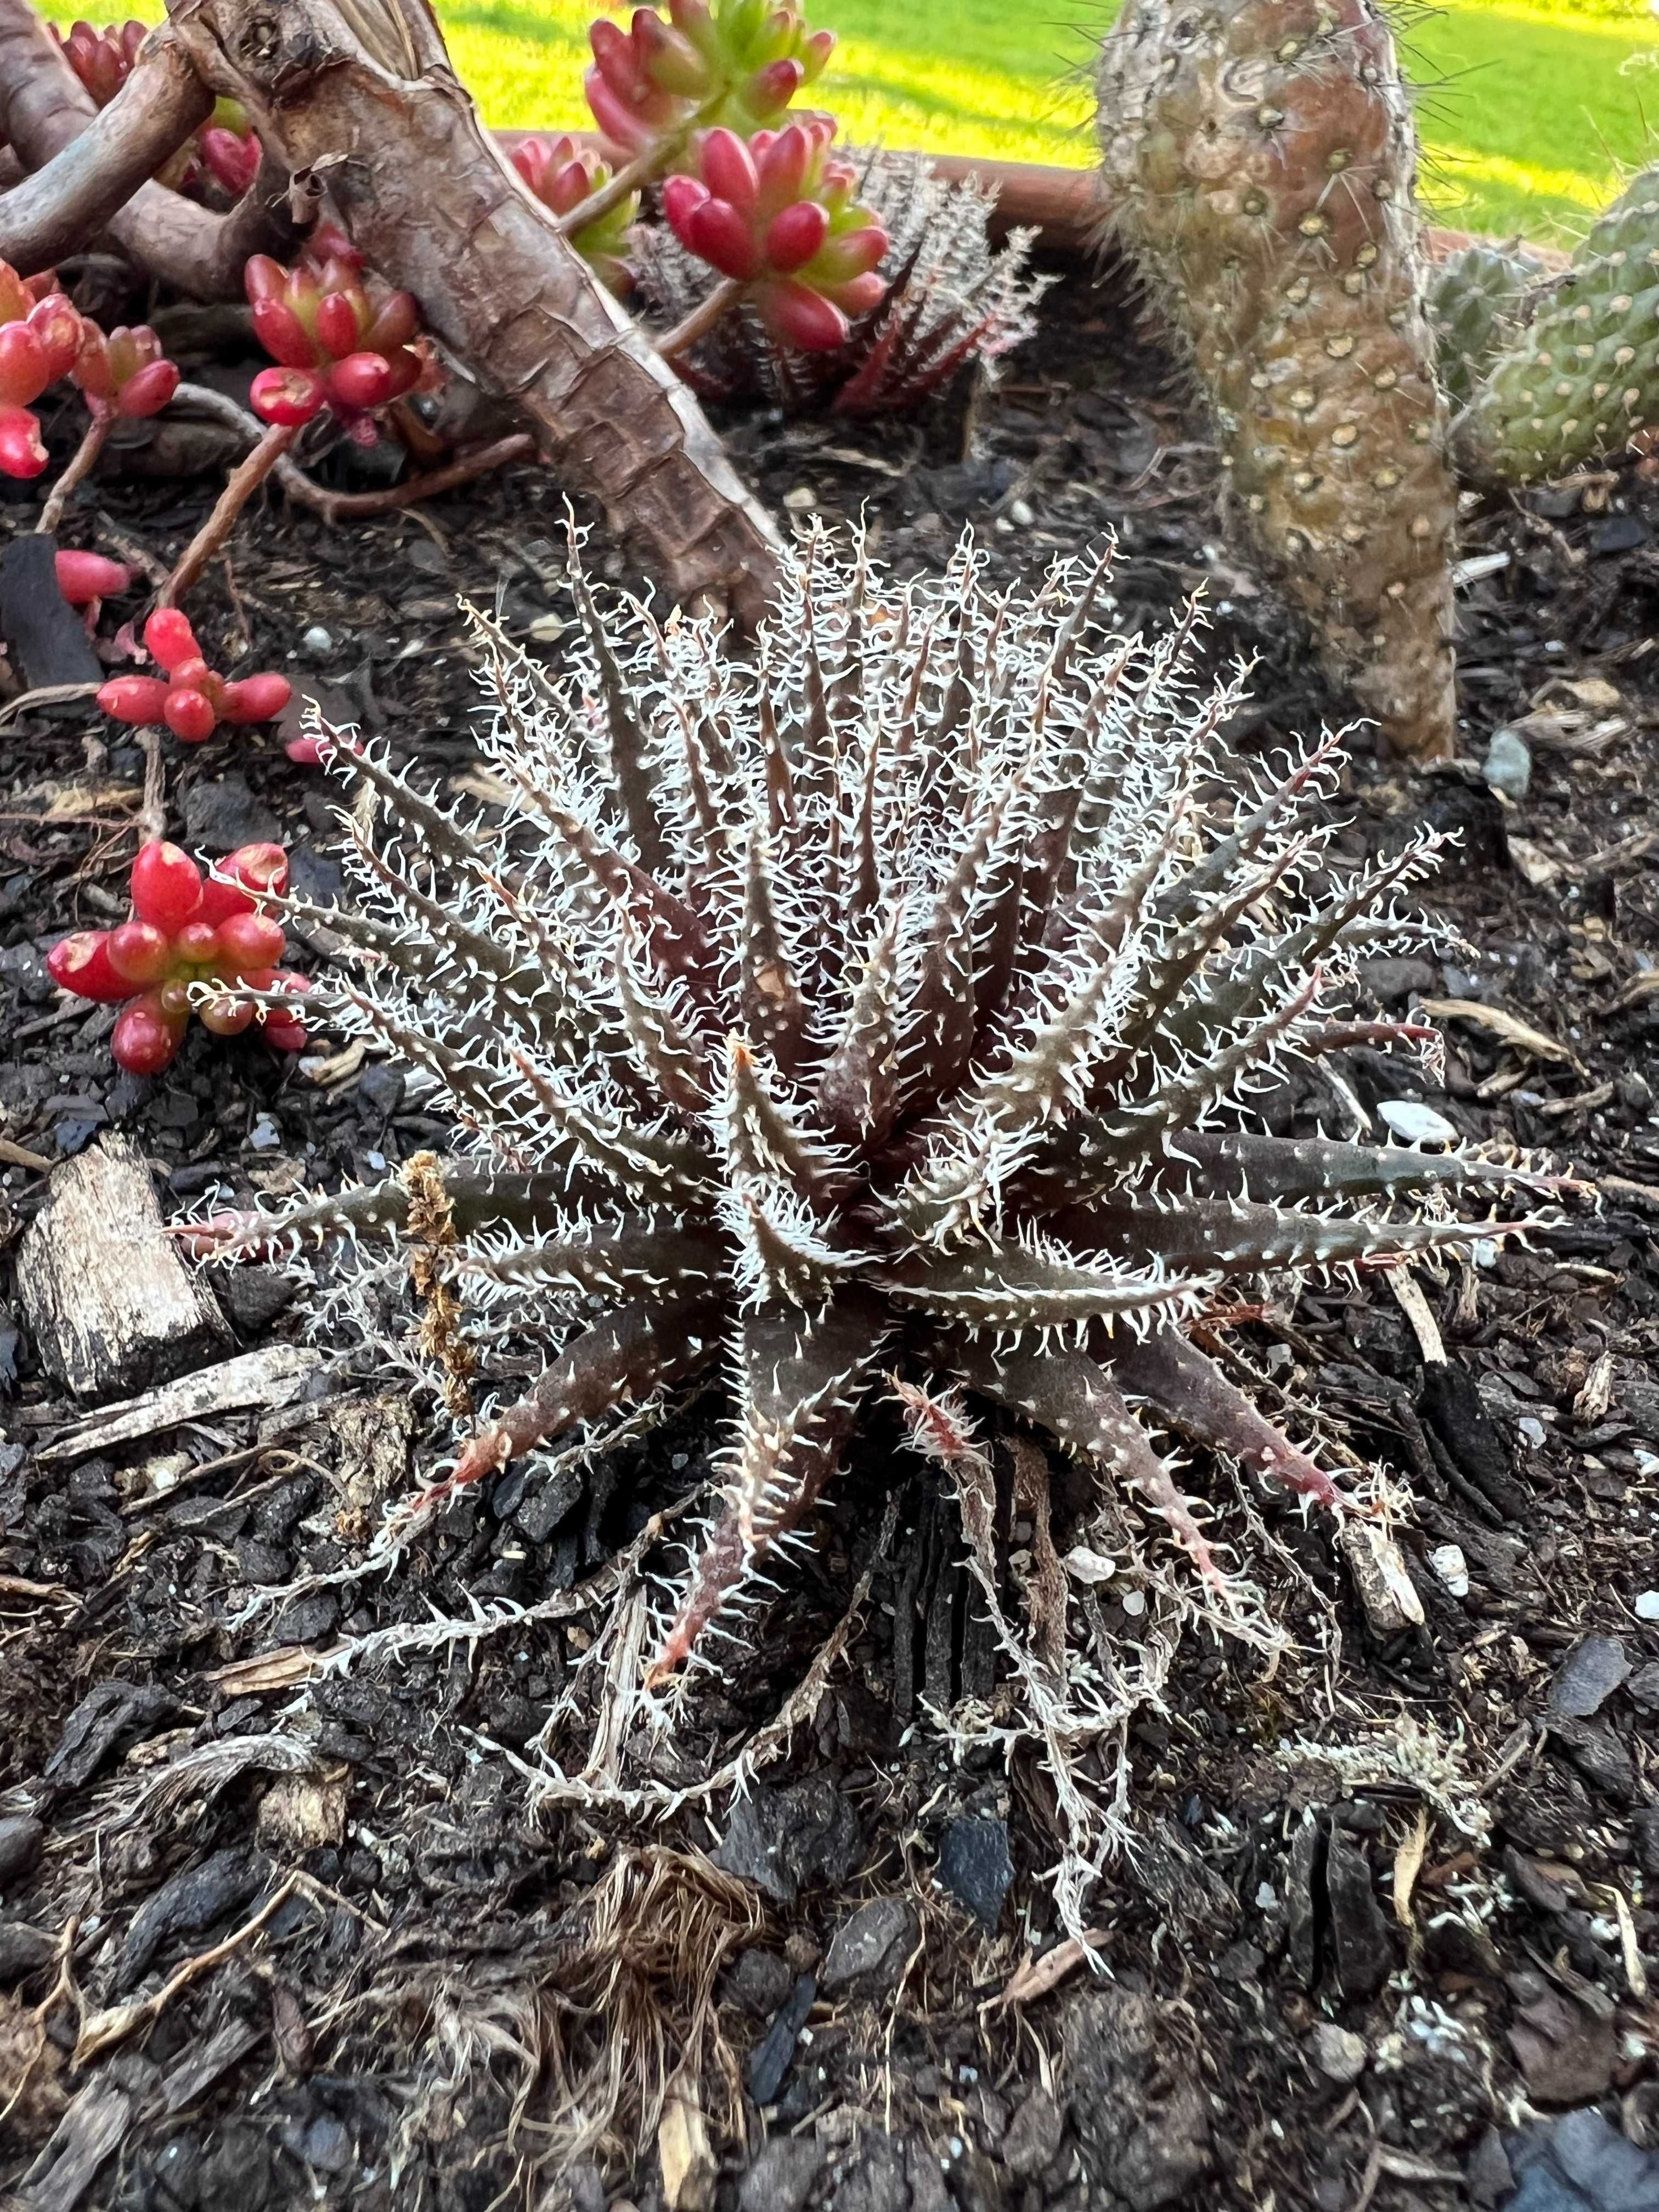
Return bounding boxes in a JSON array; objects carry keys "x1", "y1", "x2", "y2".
[
  {"x1": 715, "y1": 1778, "x2": 863, "y2": 1906},
  {"x1": 1357, "y1": 957, "x2": 1438, "y2": 1006},
  {"x1": 181, "y1": 772, "x2": 280, "y2": 852},
  {"x1": 1549, "y1": 1635, "x2": 1631, "y2": 1720},
  {"x1": 0, "y1": 1921, "x2": 57, "y2": 1980},
  {"x1": 820, "y1": 1896, "x2": 917, "y2": 1996},
  {"x1": 1308, "y1": 2024, "x2": 1367, "y2": 2084},
  {"x1": 0, "y1": 1815, "x2": 43, "y2": 1887},
  {"x1": 1626, "y1": 1663, "x2": 1659, "y2": 1714},
  {"x1": 724, "y1": 1946, "x2": 794, "y2": 2019},
  {"x1": 740, "y1": 2137, "x2": 825, "y2": 2212},
  {"x1": 0, "y1": 941, "x2": 55, "y2": 1005},
  {"x1": 1483, "y1": 727, "x2": 1532, "y2": 802},
  {"x1": 1000, "y1": 2087, "x2": 1064, "y2": 2179},
  {"x1": 937, "y1": 1814, "x2": 1012, "y2": 1928},
  {"x1": 1506, "y1": 2108, "x2": 1659, "y2": 2212}
]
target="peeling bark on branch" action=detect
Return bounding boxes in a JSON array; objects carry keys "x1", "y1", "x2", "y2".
[
  {"x1": 0, "y1": 0, "x2": 297, "y2": 291},
  {"x1": 166, "y1": 0, "x2": 782, "y2": 622}
]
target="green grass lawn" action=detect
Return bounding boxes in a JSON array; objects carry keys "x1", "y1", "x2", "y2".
[{"x1": 40, "y1": 0, "x2": 1659, "y2": 242}]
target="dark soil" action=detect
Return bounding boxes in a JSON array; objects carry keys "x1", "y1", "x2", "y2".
[{"x1": 3, "y1": 258, "x2": 1658, "y2": 2212}]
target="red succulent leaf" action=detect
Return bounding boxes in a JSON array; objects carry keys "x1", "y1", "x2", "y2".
[
  {"x1": 47, "y1": 930, "x2": 134, "y2": 1004},
  {"x1": 97, "y1": 674, "x2": 172, "y2": 724},
  {"x1": 111, "y1": 991, "x2": 189, "y2": 1075},
  {"x1": 54, "y1": 550, "x2": 132, "y2": 607},
  {"x1": 250, "y1": 365, "x2": 325, "y2": 426},
  {"x1": 131, "y1": 841, "x2": 205, "y2": 933}
]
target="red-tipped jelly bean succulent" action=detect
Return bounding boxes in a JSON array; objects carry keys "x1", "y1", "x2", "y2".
[
  {"x1": 198, "y1": 121, "x2": 261, "y2": 199},
  {"x1": 55, "y1": 550, "x2": 133, "y2": 621},
  {"x1": 71, "y1": 321, "x2": 179, "y2": 421},
  {"x1": 585, "y1": 0, "x2": 833, "y2": 158},
  {"x1": 512, "y1": 136, "x2": 640, "y2": 295},
  {"x1": 244, "y1": 251, "x2": 433, "y2": 442},
  {"x1": 51, "y1": 18, "x2": 145, "y2": 108},
  {"x1": 47, "y1": 838, "x2": 308, "y2": 1075},
  {"x1": 663, "y1": 120, "x2": 888, "y2": 350},
  {"x1": 0, "y1": 264, "x2": 84, "y2": 478},
  {"x1": 53, "y1": 25, "x2": 259, "y2": 198},
  {"x1": 98, "y1": 608, "x2": 291, "y2": 746}
]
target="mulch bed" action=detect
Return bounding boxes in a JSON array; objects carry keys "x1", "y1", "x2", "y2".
[{"x1": 2, "y1": 255, "x2": 1658, "y2": 2212}]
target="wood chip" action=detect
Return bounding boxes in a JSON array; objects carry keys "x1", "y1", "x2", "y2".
[
  {"x1": 1387, "y1": 1271, "x2": 1445, "y2": 1365},
  {"x1": 16, "y1": 1136, "x2": 232, "y2": 1401},
  {"x1": 658, "y1": 2068, "x2": 716, "y2": 2212},
  {"x1": 1417, "y1": 997, "x2": 1582, "y2": 1070},
  {"x1": 202, "y1": 1643, "x2": 329, "y2": 1696},
  {"x1": 1339, "y1": 1521, "x2": 1425, "y2": 1636},
  {"x1": 997, "y1": 1932, "x2": 1109, "y2": 2006},
  {"x1": 38, "y1": 1344, "x2": 323, "y2": 1463}
]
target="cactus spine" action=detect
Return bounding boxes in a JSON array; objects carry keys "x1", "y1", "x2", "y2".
[{"x1": 1097, "y1": 0, "x2": 1458, "y2": 761}]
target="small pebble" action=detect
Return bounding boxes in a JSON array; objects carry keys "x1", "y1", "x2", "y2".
[
  {"x1": 301, "y1": 625, "x2": 334, "y2": 658},
  {"x1": 1482, "y1": 726, "x2": 1532, "y2": 802},
  {"x1": 248, "y1": 1114, "x2": 282, "y2": 1151},
  {"x1": 1310, "y1": 2024, "x2": 1368, "y2": 2085},
  {"x1": 1120, "y1": 1587, "x2": 1146, "y2": 1616},
  {"x1": 1429, "y1": 1543, "x2": 1470, "y2": 1598},
  {"x1": 1064, "y1": 1544, "x2": 1116, "y2": 1583},
  {"x1": 1378, "y1": 1099, "x2": 1457, "y2": 1147},
  {"x1": 1518, "y1": 1416, "x2": 1546, "y2": 1448},
  {"x1": 1634, "y1": 1590, "x2": 1659, "y2": 1622},
  {"x1": 1008, "y1": 497, "x2": 1035, "y2": 527}
]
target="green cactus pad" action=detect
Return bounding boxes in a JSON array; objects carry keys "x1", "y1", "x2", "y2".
[
  {"x1": 1462, "y1": 165, "x2": 1659, "y2": 482},
  {"x1": 1428, "y1": 240, "x2": 1550, "y2": 409}
]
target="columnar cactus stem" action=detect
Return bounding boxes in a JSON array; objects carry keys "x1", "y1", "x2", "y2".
[{"x1": 1097, "y1": 0, "x2": 1458, "y2": 760}]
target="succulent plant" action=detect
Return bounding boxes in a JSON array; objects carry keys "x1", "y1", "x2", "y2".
[
  {"x1": 662, "y1": 120, "x2": 889, "y2": 350},
  {"x1": 585, "y1": 0, "x2": 834, "y2": 160},
  {"x1": 1458, "y1": 166, "x2": 1659, "y2": 482},
  {"x1": 55, "y1": 549, "x2": 133, "y2": 616},
  {"x1": 186, "y1": 528, "x2": 1541, "y2": 1693},
  {"x1": 1426, "y1": 240, "x2": 1550, "y2": 411},
  {"x1": 49, "y1": 838, "x2": 308, "y2": 1075},
  {"x1": 52, "y1": 19, "x2": 259, "y2": 198},
  {"x1": 98, "y1": 608, "x2": 292, "y2": 746},
  {"x1": 637, "y1": 150, "x2": 1048, "y2": 413},
  {"x1": 0, "y1": 267, "x2": 83, "y2": 478},
  {"x1": 1096, "y1": 0, "x2": 1459, "y2": 760},
  {"x1": 512, "y1": 136, "x2": 641, "y2": 296},
  {"x1": 71, "y1": 320, "x2": 179, "y2": 421},
  {"x1": 244, "y1": 251, "x2": 432, "y2": 441}
]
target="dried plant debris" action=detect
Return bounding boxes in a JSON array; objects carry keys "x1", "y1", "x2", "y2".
[
  {"x1": 636, "y1": 150, "x2": 1051, "y2": 412},
  {"x1": 183, "y1": 524, "x2": 1551, "y2": 1926}
]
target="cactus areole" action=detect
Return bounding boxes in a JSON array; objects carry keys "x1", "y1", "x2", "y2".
[
  {"x1": 1097, "y1": 0, "x2": 1458, "y2": 761},
  {"x1": 187, "y1": 529, "x2": 1541, "y2": 1684}
]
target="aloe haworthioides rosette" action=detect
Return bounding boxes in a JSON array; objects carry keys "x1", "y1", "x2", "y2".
[
  {"x1": 585, "y1": 0, "x2": 834, "y2": 159},
  {"x1": 662, "y1": 121, "x2": 888, "y2": 350},
  {"x1": 183, "y1": 527, "x2": 1545, "y2": 1692},
  {"x1": 512, "y1": 137, "x2": 641, "y2": 295},
  {"x1": 244, "y1": 252, "x2": 431, "y2": 440},
  {"x1": 1458, "y1": 167, "x2": 1659, "y2": 482},
  {"x1": 1426, "y1": 240, "x2": 1549, "y2": 411},
  {"x1": 1097, "y1": 0, "x2": 1458, "y2": 760},
  {"x1": 48, "y1": 838, "x2": 308, "y2": 1074}
]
